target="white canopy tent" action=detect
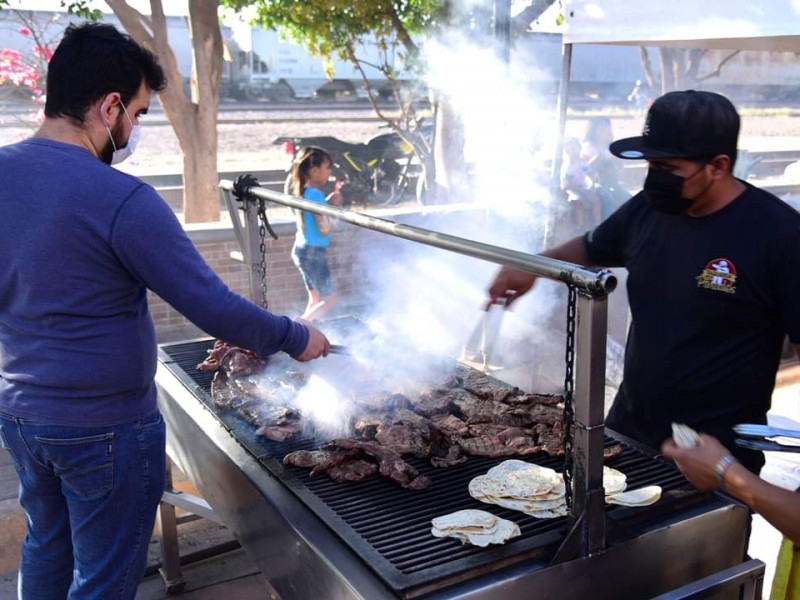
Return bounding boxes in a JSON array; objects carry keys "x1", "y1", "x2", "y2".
[
  {"x1": 550, "y1": 0, "x2": 800, "y2": 188},
  {"x1": 562, "y1": 0, "x2": 800, "y2": 51}
]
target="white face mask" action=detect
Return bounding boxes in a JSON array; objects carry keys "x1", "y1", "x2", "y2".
[{"x1": 104, "y1": 100, "x2": 140, "y2": 165}]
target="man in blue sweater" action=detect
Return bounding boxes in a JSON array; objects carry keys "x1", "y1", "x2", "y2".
[{"x1": 0, "y1": 23, "x2": 329, "y2": 599}]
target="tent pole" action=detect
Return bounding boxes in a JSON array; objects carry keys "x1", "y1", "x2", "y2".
[{"x1": 545, "y1": 42, "x2": 573, "y2": 247}]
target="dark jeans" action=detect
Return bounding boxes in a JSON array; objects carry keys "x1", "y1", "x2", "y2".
[
  {"x1": 292, "y1": 244, "x2": 335, "y2": 297},
  {"x1": 0, "y1": 410, "x2": 166, "y2": 599}
]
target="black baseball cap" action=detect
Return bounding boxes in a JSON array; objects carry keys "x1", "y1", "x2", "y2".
[{"x1": 609, "y1": 90, "x2": 739, "y2": 161}]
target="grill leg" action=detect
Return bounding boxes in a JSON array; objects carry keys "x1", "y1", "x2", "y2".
[{"x1": 157, "y1": 457, "x2": 186, "y2": 594}]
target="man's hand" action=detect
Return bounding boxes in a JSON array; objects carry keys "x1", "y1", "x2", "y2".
[
  {"x1": 486, "y1": 266, "x2": 537, "y2": 309},
  {"x1": 661, "y1": 433, "x2": 731, "y2": 491},
  {"x1": 293, "y1": 323, "x2": 330, "y2": 361}
]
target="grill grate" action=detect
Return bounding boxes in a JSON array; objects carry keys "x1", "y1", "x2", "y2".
[{"x1": 159, "y1": 338, "x2": 703, "y2": 598}]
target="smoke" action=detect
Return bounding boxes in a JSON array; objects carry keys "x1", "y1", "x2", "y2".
[
  {"x1": 425, "y1": 29, "x2": 558, "y2": 219},
  {"x1": 331, "y1": 29, "x2": 568, "y2": 393}
]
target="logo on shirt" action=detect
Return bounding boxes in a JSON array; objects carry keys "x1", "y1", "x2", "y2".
[{"x1": 696, "y1": 258, "x2": 737, "y2": 294}]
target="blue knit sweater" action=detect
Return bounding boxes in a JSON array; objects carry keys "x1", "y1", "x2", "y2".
[{"x1": 0, "y1": 138, "x2": 308, "y2": 426}]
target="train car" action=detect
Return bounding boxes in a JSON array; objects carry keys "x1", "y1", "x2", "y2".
[{"x1": 1, "y1": 8, "x2": 799, "y2": 105}]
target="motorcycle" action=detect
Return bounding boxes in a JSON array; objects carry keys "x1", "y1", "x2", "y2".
[{"x1": 273, "y1": 125, "x2": 431, "y2": 206}]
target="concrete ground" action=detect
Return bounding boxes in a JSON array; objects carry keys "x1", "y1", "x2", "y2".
[{"x1": 0, "y1": 367, "x2": 798, "y2": 599}]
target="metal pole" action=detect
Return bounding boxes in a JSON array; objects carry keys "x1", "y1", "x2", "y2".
[
  {"x1": 222, "y1": 187, "x2": 265, "y2": 305},
  {"x1": 545, "y1": 42, "x2": 574, "y2": 248},
  {"x1": 494, "y1": 0, "x2": 512, "y2": 65},
  {"x1": 219, "y1": 180, "x2": 617, "y2": 298},
  {"x1": 571, "y1": 291, "x2": 608, "y2": 556}
]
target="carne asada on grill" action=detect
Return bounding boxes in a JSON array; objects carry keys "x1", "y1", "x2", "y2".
[{"x1": 199, "y1": 340, "x2": 620, "y2": 489}]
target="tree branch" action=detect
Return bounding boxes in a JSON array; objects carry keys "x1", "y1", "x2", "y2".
[
  {"x1": 696, "y1": 50, "x2": 740, "y2": 81},
  {"x1": 638, "y1": 46, "x2": 657, "y2": 90},
  {"x1": 384, "y1": 3, "x2": 417, "y2": 56},
  {"x1": 512, "y1": 0, "x2": 557, "y2": 35}
]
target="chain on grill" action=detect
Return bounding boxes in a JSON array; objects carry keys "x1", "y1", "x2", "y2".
[
  {"x1": 257, "y1": 200, "x2": 269, "y2": 309},
  {"x1": 562, "y1": 284, "x2": 577, "y2": 509}
]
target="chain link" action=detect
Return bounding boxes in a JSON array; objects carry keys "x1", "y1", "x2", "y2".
[
  {"x1": 257, "y1": 200, "x2": 269, "y2": 309},
  {"x1": 562, "y1": 284, "x2": 577, "y2": 510}
]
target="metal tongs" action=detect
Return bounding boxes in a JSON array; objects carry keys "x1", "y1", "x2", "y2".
[
  {"x1": 461, "y1": 301, "x2": 505, "y2": 371},
  {"x1": 734, "y1": 424, "x2": 800, "y2": 453},
  {"x1": 329, "y1": 344, "x2": 351, "y2": 356}
]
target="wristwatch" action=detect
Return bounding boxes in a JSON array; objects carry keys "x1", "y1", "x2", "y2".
[{"x1": 714, "y1": 454, "x2": 739, "y2": 490}]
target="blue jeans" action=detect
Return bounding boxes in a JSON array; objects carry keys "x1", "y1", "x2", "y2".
[{"x1": 0, "y1": 410, "x2": 166, "y2": 599}]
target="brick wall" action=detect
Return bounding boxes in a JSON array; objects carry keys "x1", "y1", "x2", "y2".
[{"x1": 149, "y1": 218, "x2": 393, "y2": 342}]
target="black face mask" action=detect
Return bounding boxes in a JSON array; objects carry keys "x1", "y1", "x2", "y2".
[{"x1": 643, "y1": 164, "x2": 708, "y2": 215}]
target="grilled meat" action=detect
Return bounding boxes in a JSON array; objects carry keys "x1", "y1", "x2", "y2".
[
  {"x1": 283, "y1": 450, "x2": 330, "y2": 468},
  {"x1": 603, "y1": 444, "x2": 624, "y2": 462},
  {"x1": 327, "y1": 460, "x2": 379, "y2": 482},
  {"x1": 197, "y1": 340, "x2": 266, "y2": 376},
  {"x1": 414, "y1": 388, "x2": 465, "y2": 417},
  {"x1": 428, "y1": 414, "x2": 469, "y2": 437},
  {"x1": 258, "y1": 422, "x2": 304, "y2": 441},
  {"x1": 505, "y1": 393, "x2": 564, "y2": 407},
  {"x1": 201, "y1": 339, "x2": 586, "y2": 490},
  {"x1": 326, "y1": 439, "x2": 432, "y2": 490}
]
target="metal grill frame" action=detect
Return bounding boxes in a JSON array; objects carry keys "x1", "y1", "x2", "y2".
[
  {"x1": 223, "y1": 178, "x2": 618, "y2": 558},
  {"x1": 158, "y1": 339, "x2": 714, "y2": 598}
]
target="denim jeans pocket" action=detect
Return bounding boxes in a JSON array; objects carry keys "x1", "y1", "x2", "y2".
[
  {"x1": 140, "y1": 410, "x2": 163, "y2": 432},
  {"x1": 0, "y1": 425, "x2": 25, "y2": 475},
  {"x1": 35, "y1": 432, "x2": 114, "y2": 500}
]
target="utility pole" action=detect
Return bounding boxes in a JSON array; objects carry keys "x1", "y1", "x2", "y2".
[{"x1": 494, "y1": 0, "x2": 512, "y2": 65}]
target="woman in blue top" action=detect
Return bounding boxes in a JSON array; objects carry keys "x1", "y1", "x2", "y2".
[{"x1": 290, "y1": 147, "x2": 343, "y2": 321}]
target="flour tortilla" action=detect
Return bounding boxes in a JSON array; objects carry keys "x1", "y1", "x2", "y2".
[
  {"x1": 603, "y1": 466, "x2": 627, "y2": 495},
  {"x1": 462, "y1": 518, "x2": 521, "y2": 547},
  {"x1": 606, "y1": 485, "x2": 662, "y2": 507},
  {"x1": 431, "y1": 511, "x2": 520, "y2": 546},
  {"x1": 528, "y1": 506, "x2": 570, "y2": 519},
  {"x1": 471, "y1": 461, "x2": 560, "y2": 499},
  {"x1": 671, "y1": 422, "x2": 700, "y2": 449},
  {"x1": 490, "y1": 496, "x2": 568, "y2": 516},
  {"x1": 431, "y1": 509, "x2": 498, "y2": 533}
]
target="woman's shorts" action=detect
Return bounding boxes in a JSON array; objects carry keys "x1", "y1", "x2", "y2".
[{"x1": 292, "y1": 244, "x2": 335, "y2": 297}]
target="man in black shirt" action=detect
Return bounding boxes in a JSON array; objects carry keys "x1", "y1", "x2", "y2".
[{"x1": 488, "y1": 90, "x2": 800, "y2": 474}]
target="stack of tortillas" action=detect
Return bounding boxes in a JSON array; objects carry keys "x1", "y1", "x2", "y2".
[
  {"x1": 431, "y1": 509, "x2": 520, "y2": 546},
  {"x1": 602, "y1": 464, "x2": 662, "y2": 506},
  {"x1": 469, "y1": 460, "x2": 661, "y2": 516},
  {"x1": 469, "y1": 460, "x2": 568, "y2": 518}
]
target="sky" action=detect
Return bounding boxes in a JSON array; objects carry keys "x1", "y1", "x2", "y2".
[
  {"x1": 6, "y1": 0, "x2": 564, "y2": 29},
  {"x1": 4, "y1": 0, "x2": 190, "y2": 16}
]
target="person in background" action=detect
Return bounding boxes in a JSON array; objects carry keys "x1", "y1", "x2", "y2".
[
  {"x1": 560, "y1": 137, "x2": 602, "y2": 233},
  {"x1": 627, "y1": 79, "x2": 650, "y2": 114},
  {"x1": 290, "y1": 146, "x2": 343, "y2": 322},
  {"x1": 0, "y1": 23, "x2": 329, "y2": 599},
  {"x1": 661, "y1": 433, "x2": 800, "y2": 545},
  {"x1": 581, "y1": 116, "x2": 629, "y2": 218},
  {"x1": 488, "y1": 90, "x2": 800, "y2": 477}
]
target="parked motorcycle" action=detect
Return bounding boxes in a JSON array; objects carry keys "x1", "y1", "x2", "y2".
[{"x1": 273, "y1": 125, "x2": 431, "y2": 206}]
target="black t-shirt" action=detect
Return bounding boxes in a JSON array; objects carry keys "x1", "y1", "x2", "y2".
[{"x1": 586, "y1": 183, "x2": 800, "y2": 472}]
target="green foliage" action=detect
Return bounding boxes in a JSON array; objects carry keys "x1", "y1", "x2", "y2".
[
  {"x1": 61, "y1": 1, "x2": 102, "y2": 21},
  {"x1": 221, "y1": 0, "x2": 445, "y2": 57}
]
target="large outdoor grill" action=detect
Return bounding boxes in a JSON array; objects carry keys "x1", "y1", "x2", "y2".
[{"x1": 153, "y1": 179, "x2": 761, "y2": 599}]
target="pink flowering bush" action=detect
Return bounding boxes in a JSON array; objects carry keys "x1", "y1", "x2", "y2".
[
  {"x1": 0, "y1": 26, "x2": 52, "y2": 105},
  {"x1": 0, "y1": 49, "x2": 43, "y2": 98}
]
